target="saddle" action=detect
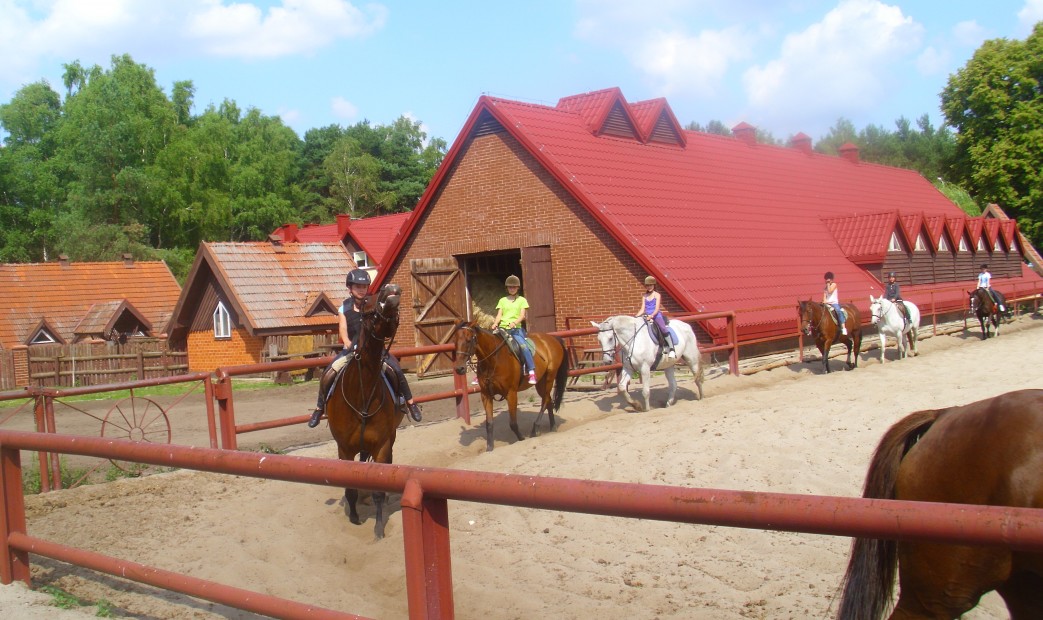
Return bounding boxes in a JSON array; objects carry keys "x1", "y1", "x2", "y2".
[
  {"x1": 826, "y1": 305, "x2": 846, "y2": 326},
  {"x1": 323, "y1": 356, "x2": 406, "y2": 408},
  {"x1": 496, "y1": 329, "x2": 537, "y2": 373}
]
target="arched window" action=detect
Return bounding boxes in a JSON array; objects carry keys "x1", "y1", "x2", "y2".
[{"x1": 213, "y1": 301, "x2": 231, "y2": 338}]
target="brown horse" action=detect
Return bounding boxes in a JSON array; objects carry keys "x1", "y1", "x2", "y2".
[
  {"x1": 837, "y1": 390, "x2": 1043, "y2": 619},
  {"x1": 968, "y1": 287, "x2": 1003, "y2": 339},
  {"x1": 798, "y1": 300, "x2": 862, "y2": 373},
  {"x1": 452, "y1": 321, "x2": 569, "y2": 452},
  {"x1": 325, "y1": 283, "x2": 404, "y2": 539}
]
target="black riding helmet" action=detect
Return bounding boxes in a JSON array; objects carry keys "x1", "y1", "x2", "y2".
[{"x1": 346, "y1": 268, "x2": 371, "y2": 287}]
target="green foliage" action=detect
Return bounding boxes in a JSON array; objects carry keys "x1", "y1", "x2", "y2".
[
  {"x1": 39, "y1": 585, "x2": 89, "y2": 610},
  {"x1": 942, "y1": 23, "x2": 1043, "y2": 246},
  {"x1": 21, "y1": 458, "x2": 89, "y2": 494}
]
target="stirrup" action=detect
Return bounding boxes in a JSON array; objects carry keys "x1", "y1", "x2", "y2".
[{"x1": 307, "y1": 408, "x2": 323, "y2": 428}]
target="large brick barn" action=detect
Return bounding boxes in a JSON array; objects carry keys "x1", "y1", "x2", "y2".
[{"x1": 370, "y1": 87, "x2": 1043, "y2": 375}]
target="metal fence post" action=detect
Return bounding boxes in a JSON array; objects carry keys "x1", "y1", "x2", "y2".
[
  {"x1": 401, "y1": 478, "x2": 454, "y2": 620},
  {"x1": 0, "y1": 442, "x2": 30, "y2": 586}
]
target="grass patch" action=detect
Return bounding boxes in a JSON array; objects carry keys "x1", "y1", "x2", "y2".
[{"x1": 39, "y1": 586, "x2": 119, "y2": 617}]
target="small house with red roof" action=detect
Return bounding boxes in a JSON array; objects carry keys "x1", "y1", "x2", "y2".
[
  {"x1": 364, "y1": 87, "x2": 1041, "y2": 375},
  {"x1": 271, "y1": 212, "x2": 409, "y2": 275},
  {"x1": 166, "y1": 240, "x2": 356, "y2": 372},
  {"x1": 0, "y1": 255, "x2": 182, "y2": 387}
]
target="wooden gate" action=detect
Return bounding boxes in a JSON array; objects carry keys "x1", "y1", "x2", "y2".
[
  {"x1": 410, "y1": 258, "x2": 467, "y2": 377},
  {"x1": 521, "y1": 246, "x2": 556, "y2": 333}
]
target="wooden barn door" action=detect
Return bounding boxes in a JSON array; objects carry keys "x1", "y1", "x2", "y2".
[
  {"x1": 521, "y1": 246, "x2": 556, "y2": 333},
  {"x1": 411, "y1": 257, "x2": 466, "y2": 377}
]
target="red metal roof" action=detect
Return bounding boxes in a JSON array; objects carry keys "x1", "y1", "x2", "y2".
[
  {"x1": 0, "y1": 260, "x2": 181, "y2": 349},
  {"x1": 271, "y1": 212, "x2": 409, "y2": 267},
  {"x1": 381, "y1": 89, "x2": 1043, "y2": 339}
]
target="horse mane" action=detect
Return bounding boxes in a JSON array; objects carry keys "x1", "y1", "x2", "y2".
[{"x1": 836, "y1": 408, "x2": 942, "y2": 620}]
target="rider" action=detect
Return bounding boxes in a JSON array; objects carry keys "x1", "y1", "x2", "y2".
[
  {"x1": 308, "y1": 268, "x2": 422, "y2": 428},
  {"x1": 494, "y1": 275, "x2": 538, "y2": 385},
  {"x1": 977, "y1": 264, "x2": 1006, "y2": 313},
  {"x1": 823, "y1": 272, "x2": 847, "y2": 335},
  {"x1": 883, "y1": 272, "x2": 910, "y2": 327},
  {"x1": 636, "y1": 275, "x2": 676, "y2": 358}
]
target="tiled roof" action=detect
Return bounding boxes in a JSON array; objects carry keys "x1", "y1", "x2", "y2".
[
  {"x1": 0, "y1": 260, "x2": 181, "y2": 349},
  {"x1": 382, "y1": 88, "x2": 1043, "y2": 339},
  {"x1": 271, "y1": 212, "x2": 409, "y2": 267},
  {"x1": 172, "y1": 241, "x2": 355, "y2": 335}
]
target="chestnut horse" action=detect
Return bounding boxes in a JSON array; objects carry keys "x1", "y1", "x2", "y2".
[
  {"x1": 452, "y1": 321, "x2": 569, "y2": 452},
  {"x1": 837, "y1": 390, "x2": 1043, "y2": 619},
  {"x1": 968, "y1": 287, "x2": 1002, "y2": 339},
  {"x1": 325, "y1": 283, "x2": 404, "y2": 539},
  {"x1": 798, "y1": 300, "x2": 862, "y2": 373}
]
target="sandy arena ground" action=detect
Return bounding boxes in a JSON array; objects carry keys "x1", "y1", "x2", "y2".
[{"x1": 3, "y1": 314, "x2": 1042, "y2": 619}]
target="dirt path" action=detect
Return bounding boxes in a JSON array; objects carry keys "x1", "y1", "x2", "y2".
[{"x1": 3, "y1": 315, "x2": 1043, "y2": 619}]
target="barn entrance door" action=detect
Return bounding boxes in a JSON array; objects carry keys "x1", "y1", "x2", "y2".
[
  {"x1": 521, "y1": 246, "x2": 556, "y2": 333},
  {"x1": 410, "y1": 257, "x2": 466, "y2": 378}
]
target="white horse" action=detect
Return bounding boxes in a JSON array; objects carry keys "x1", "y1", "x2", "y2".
[
  {"x1": 868, "y1": 295, "x2": 920, "y2": 362},
  {"x1": 591, "y1": 315, "x2": 704, "y2": 412}
]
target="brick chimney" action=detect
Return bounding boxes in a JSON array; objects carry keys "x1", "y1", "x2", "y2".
[
  {"x1": 268, "y1": 234, "x2": 286, "y2": 253},
  {"x1": 732, "y1": 122, "x2": 757, "y2": 146},
  {"x1": 789, "y1": 132, "x2": 813, "y2": 154},
  {"x1": 336, "y1": 213, "x2": 352, "y2": 239},
  {"x1": 122, "y1": 252, "x2": 135, "y2": 267},
  {"x1": 281, "y1": 223, "x2": 298, "y2": 243},
  {"x1": 839, "y1": 142, "x2": 860, "y2": 164},
  {"x1": 58, "y1": 254, "x2": 70, "y2": 268}
]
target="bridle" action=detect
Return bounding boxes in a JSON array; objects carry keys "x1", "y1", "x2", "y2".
[
  {"x1": 338, "y1": 292, "x2": 399, "y2": 422},
  {"x1": 455, "y1": 324, "x2": 510, "y2": 381},
  {"x1": 871, "y1": 297, "x2": 898, "y2": 324}
]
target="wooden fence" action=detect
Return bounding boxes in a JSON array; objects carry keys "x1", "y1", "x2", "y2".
[{"x1": 0, "y1": 339, "x2": 187, "y2": 389}]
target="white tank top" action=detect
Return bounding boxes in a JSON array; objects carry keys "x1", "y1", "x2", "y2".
[{"x1": 824, "y1": 285, "x2": 839, "y2": 304}]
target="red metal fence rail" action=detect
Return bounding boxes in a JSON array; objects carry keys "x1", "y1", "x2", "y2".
[{"x1": 3, "y1": 431, "x2": 1043, "y2": 619}]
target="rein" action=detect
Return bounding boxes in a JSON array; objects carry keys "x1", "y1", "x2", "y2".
[{"x1": 462, "y1": 326, "x2": 512, "y2": 386}]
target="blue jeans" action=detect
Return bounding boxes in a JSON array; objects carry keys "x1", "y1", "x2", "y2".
[
  {"x1": 829, "y1": 303, "x2": 846, "y2": 324},
  {"x1": 506, "y1": 328, "x2": 535, "y2": 373}
]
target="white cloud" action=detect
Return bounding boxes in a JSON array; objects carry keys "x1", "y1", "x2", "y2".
[
  {"x1": 331, "y1": 95, "x2": 358, "y2": 120},
  {"x1": 1018, "y1": 0, "x2": 1043, "y2": 33},
  {"x1": 915, "y1": 46, "x2": 948, "y2": 76},
  {"x1": 742, "y1": 0, "x2": 923, "y2": 123},
  {"x1": 952, "y1": 20, "x2": 987, "y2": 47}
]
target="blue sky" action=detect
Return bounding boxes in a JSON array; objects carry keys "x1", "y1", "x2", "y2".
[{"x1": 2, "y1": 0, "x2": 1042, "y2": 145}]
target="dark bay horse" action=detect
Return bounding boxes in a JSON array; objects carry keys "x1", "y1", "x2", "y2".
[
  {"x1": 325, "y1": 283, "x2": 404, "y2": 539},
  {"x1": 798, "y1": 300, "x2": 862, "y2": 373},
  {"x1": 968, "y1": 287, "x2": 1002, "y2": 339},
  {"x1": 452, "y1": 321, "x2": 569, "y2": 452},
  {"x1": 837, "y1": 390, "x2": 1043, "y2": 619}
]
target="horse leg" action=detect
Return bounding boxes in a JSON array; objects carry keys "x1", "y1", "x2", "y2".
[
  {"x1": 682, "y1": 352, "x2": 703, "y2": 400},
  {"x1": 878, "y1": 330, "x2": 887, "y2": 363},
  {"x1": 909, "y1": 327, "x2": 918, "y2": 356},
  {"x1": 530, "y1": 387, "x2": 548, "y2": 438},
  {"x1": 820, "y1": 340, "x2": 832, "y2": 373},
  {"x1": 617, "y1": 367, "x2": 639, "y2": 411},
  {"x1": 664, "y1": 368, "x2": 677, "y2": 407},
  {"x1": 345, "y1": 488, "x2": 361, "y2": 525},
  {"x1": 639, "y1": 366, "x2": 652, "y2": 411},
  {"x1": 891, "y1": 544, "x2": 1007, "y2": 619},
  {"x1": 506, "y1": 389, "x2": 524, "y2": 443},
  {"x1": 372, "y1": 490, "x2": 388, "y2": 539},
  {"x1": 481, "y1": 392, "x2": 497, "y2": 452}
]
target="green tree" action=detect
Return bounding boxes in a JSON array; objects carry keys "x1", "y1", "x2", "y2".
[{"x1": 941, "y1": 22, "x2": 1043, "y2": 245}]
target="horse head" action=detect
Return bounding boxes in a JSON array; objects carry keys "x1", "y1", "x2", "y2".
[
  {"x1": 360, "y1": 283, "x2": 401, "y2": 344},
  {"x1": 798, "y1": 300, "x2": 816, "y2": 336},
  {"x1": 869, "y1": 295, "x2": 883, "y2": 324},
  {"x1": 452, "y1": 321, "x2": 478, "y2": 375},
  {"x1": 591, "y1": 320, "x2": 618, "y2": 364}
]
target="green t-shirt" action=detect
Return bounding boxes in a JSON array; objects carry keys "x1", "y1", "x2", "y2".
[{"x1": 496, "y1": 295, "x2": 529, "y2": 328}]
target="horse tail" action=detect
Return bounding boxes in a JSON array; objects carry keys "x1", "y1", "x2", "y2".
[
  {"x1": 836, "y1": 408, "x2": 941, "y2": 620},
  {"x1": 552, "y1": 336, "x2": 569, "y2": 411}
]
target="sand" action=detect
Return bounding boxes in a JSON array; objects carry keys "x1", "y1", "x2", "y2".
[{"x1": 3, "y1": 315, "x2": 1042, "y2": 619}]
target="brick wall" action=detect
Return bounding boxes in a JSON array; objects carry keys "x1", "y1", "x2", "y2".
[
  {"x1": 187, "y1": 327, "x2": 263, "y2": 372},
  {"x1": 12, "y1": 345, "x2": 29, "y2": 387},
  {"x1": 383, "y1": 130, "x2": 678, "y2": 347}
]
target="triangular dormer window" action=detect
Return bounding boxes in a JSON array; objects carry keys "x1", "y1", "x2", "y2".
[
  {"x1": 938, "y1": 236, "x2": 950, "y2": 252},
  {"x1": 959, "y1": 236, "x2": 970, "y2": 252},
  {"x1": 1010, "y1": 239, "x2": 1017, "y2": 251},
  {"x1": 993, "y1": 239, "x2": 1003, "y2": 252},
  {"x1": 976, "y1": 237, "x2": 986, "y2": 251},
  {"x1": 888, "y1": 232, "x2": 904, "y2": 252},
  {"x1": 648, "y1": 114, "x2": 683, "y2": 145},
  {"x1": 914, "y1": 233, "x2": 927, "y2": 252},
  {"x1": 30, "y1": 329, "x2": 57, "y2": 344},
  {"x1": 599, "y1": 101, "x2": 640, "y2": 140}
]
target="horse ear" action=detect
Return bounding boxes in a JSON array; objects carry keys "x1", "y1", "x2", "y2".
[{"x1": 590, "y1": 321, "x2": 599, "y2": 328}]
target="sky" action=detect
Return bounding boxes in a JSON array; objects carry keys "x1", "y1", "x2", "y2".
[{"x1": 2, "y1": 0, "x2": 1043, "y2": 146}]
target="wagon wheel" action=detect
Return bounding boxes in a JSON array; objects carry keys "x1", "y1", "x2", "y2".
[{"x1": 100, "y1": 395, "x2": 172, "y2": 471}]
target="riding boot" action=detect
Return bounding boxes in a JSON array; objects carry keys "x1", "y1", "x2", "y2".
[
  {"x1": 309, "y1": 365, "x2": 339, "y2": 428},
  {"x1": 407, "y1": 402, "x2": 423, "y2": 422}
]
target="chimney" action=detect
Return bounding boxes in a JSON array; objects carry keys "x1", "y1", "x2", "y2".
[
  {"x1": 839, "y1": 142, "x2": 860, "y2": 164},
  {"x1": 336, "y1": 213, "x2": 352, "y2": 239},
  {"x1": 789, "y1": 132, "x2": 813, "y2": 154},
  {"x1": 268, "y1": 234, "x2": 286, "y2": 253},
  {"x1": 58, "y1": 254, "x2": 70, "y2": 268},
  {"x1": 122, "y1": 253, "x2": 135, "y2": 267},
  {"x1": 732, "y1": 121, "x2": 757, "y2": 146},
  {"x1": 281, "y1": 223, "x2": 298, "y2": 243}
]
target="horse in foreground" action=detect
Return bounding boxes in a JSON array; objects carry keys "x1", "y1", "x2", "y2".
[
  {"x1": 591, "y1": 315, "x2": 703, "y2": 412},
  {"x1": 325, "y1": 283, "x2": 404, "y2": 539},
  {"x1": 868, "y1": 295, "x2": 920, "y2": 362},
  {"x1": 798, "y1": 300, "x2": 862, "y2": 373},
  {"x1": 452, "y1": 321, "x2": 569, "y2": 452},
  {"x1": 968, "y1": 288, "x2": 1002, "y2": 339},
  {"x1": 837, "y1": 389, "x2": 1043, "y2": 619}
]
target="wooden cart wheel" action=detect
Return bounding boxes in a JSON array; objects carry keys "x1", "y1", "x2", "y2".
[{"x1": 100, "y1": 395, "x2": 172, "y2": 471}]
